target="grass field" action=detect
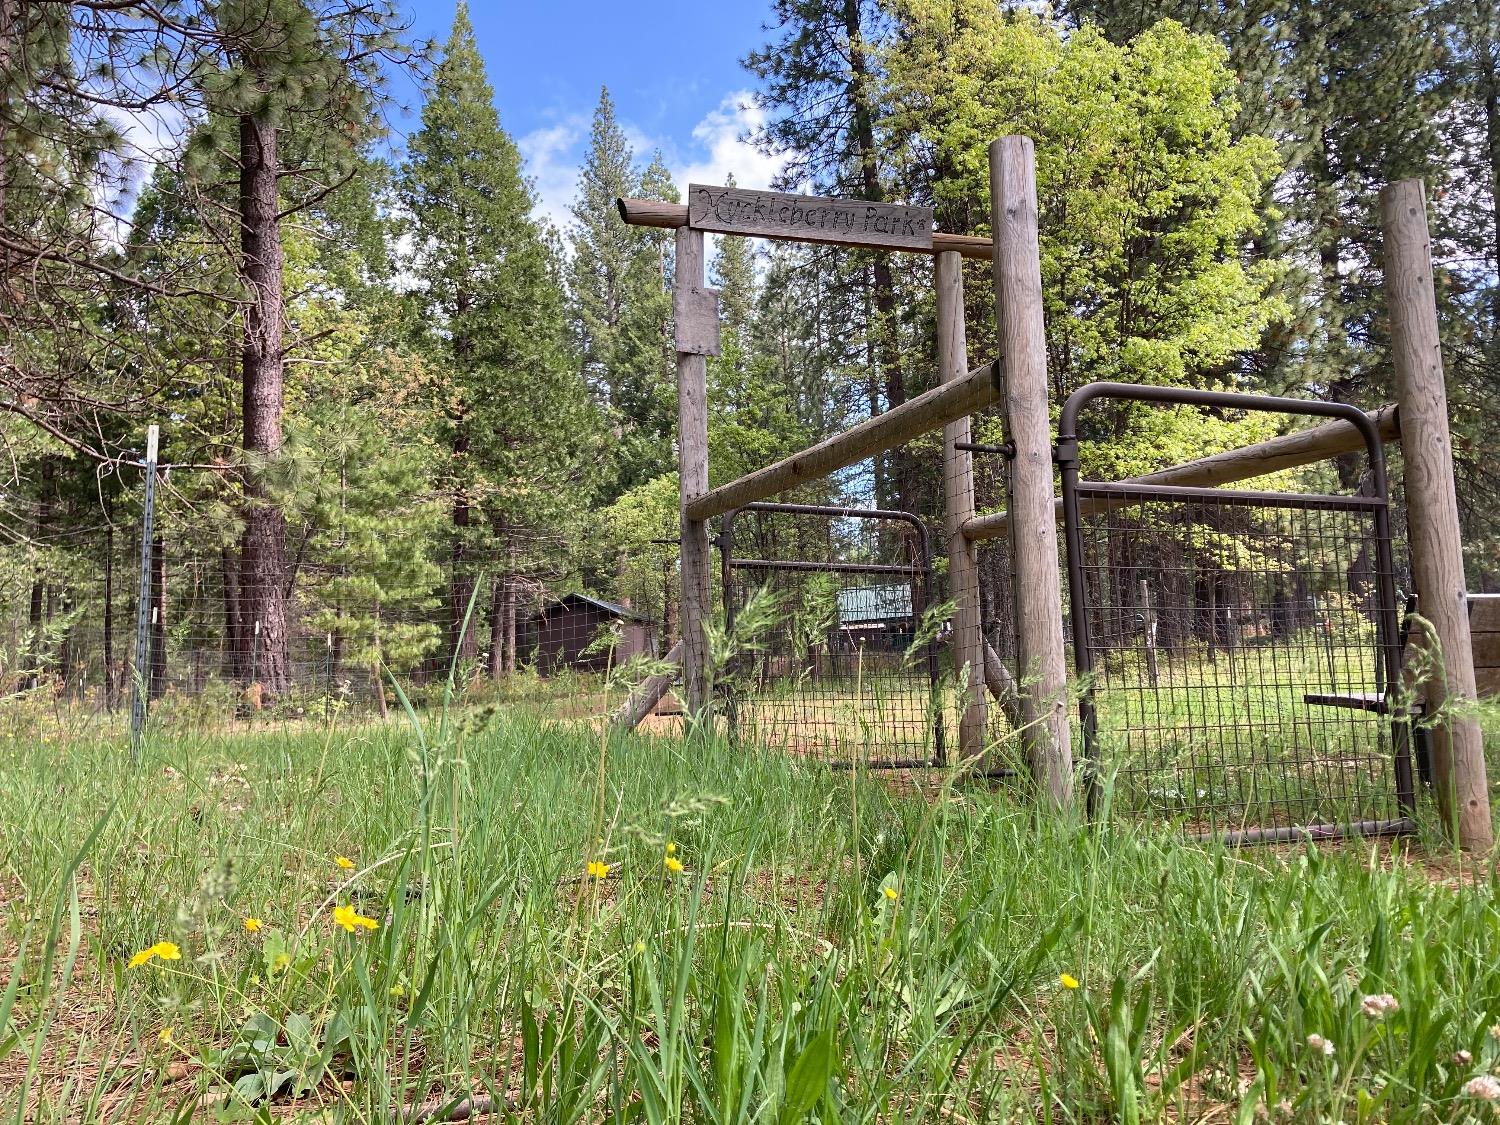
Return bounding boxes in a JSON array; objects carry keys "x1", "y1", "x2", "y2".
[{"x1": 4, "y1": 691, "x2": 1500, "y2": 1122}]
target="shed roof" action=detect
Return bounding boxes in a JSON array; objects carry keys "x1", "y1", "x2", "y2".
[{"x1": 540, "y1": 592, "x2": 653, "y2": 625}]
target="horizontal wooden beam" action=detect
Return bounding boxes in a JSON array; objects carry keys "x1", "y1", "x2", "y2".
[
  {"x1": 687, "y1": 361, "x2": 1000, "y2": 521},
  {"x1": 963, "y1": 403, "x2": 1400, "y2": 542},
  {"x1": 616, "y1": 197, "x2": 993, "y2": 261}
]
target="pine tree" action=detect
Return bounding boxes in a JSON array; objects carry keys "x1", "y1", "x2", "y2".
[
  {"x1": 401, "y1": 2, "x2": 596, "y2": 671},
  {"x1": 568, "y1": 96, "x2": 679, "y2": 497}
]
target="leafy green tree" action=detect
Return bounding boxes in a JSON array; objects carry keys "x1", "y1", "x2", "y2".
[{"x1": 887, "y1": 9, "x2": 1284, "y2": 476}]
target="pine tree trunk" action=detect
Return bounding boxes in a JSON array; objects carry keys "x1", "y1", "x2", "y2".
[
  {"x1": 504, "y1": 542, "x2": 518, "y2": 674},
  {"x1": 237, "y1": 110, "x2": 292, "y2": 697},
  {"x1": 488, "y1": 575, "x2": 504, "y2": 678},
  {"x1": 845, "y1": 0, "x2": 908, "y2": 509}
]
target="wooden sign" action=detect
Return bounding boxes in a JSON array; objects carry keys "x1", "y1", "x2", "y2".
[
  {"x1": 688, "y1": 184, "x2": 934, "y2": 252},
  {"x1": 674, "y1": 286, "x2": 721, "y2": 356}
]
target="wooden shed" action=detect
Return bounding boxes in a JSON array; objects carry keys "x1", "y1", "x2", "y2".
[{"x1": 524, "y1": 593, "x2": 658, "y2": 673}]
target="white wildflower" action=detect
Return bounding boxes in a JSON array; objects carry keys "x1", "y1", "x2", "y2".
[
  {"x1": 1463, "y1": 1076, "x2": 1500, "y2": 1101},
  {"x1": 1306, "y1": 1033, "x2": 1336, "y2": 1057},
  {"x1": 1360, "y1": 993, "x2": 1399, "y2": 1019}
]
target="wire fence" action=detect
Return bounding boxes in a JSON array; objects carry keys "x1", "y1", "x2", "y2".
[
  {"x1": 1, "y1": 528, "x2": 664, "y2": 732},
  {"x1": 720, "y1": 501, "x2": 946, "y2": 769}
]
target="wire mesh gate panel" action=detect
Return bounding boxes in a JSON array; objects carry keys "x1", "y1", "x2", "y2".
[
  {"x1": 1058, "y1": 384, "x2": 1415, "y2": 843},
  {"x1": 721, "y1": 503, "x2": 945, "y2": 768}
]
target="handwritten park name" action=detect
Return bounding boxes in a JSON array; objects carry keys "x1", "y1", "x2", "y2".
[{"x1": 688, "y1": 184, "x2": 934, "y2": 251}]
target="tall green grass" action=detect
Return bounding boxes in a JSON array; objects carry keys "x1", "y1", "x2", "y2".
[{"x1": 2, "y1": 706, "x2": 1500, "y2": 1121}]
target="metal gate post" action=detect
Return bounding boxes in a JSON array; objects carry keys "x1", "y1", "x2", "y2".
[{"x1": 129, "y1": 424, "x2": 159, "y2": 762}]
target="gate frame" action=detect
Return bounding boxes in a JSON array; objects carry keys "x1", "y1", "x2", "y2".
[
  {"x1": 1056, "y1": 381, "x2": 1415, "y2": 843},
  {"x1": 720, "y1": 501, "x2": 946, "y2": 770}
]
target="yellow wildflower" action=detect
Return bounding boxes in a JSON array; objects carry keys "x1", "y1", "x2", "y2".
[
  {"x1": 333, "y1": 903, "x2": 379, "y2": 933},
  {"x1": 1059, "y1": 973, "x2": 1080, "y2": 990},
  {"x1": 127, "y1": 941, "x2": 182, "y2": 969},
  {"x1": 633, "y1": 940, "x2": 646, "y2": 955},
  {"x1": 271, "y1": 952, "x2": 291, "y2": 973},
  {"x1": 390, "y1": 983, "x2": 407, "y2": 999},
  {"x1": 157, "y1": 1026, "x2": 174, "y2": 1044},
  {"x1": 243, "y1": 917, "x2": 263, "y2": 934},
  {"x1": 883, "y1": 886, "x2": 899, "y2": 902},
  {"x1": 665, "y1": 842, "x2": 677, "y2": 856},
  {"x1": 335, "y1": 855, "x2": 356, "y2": 871},
  {"x1": 586, "y1": 860, "x2": 610, "y2": 880},
  {"x1": 664, "y1": 855, "x2": 684, "y2": 874}
]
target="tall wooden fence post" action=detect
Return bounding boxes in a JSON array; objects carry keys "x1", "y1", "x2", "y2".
[
  {"x1": 1380, "y1": 178, "x2": 1493, "y2": 851},
  {"x1": 989, "y1": 135, "x2": 1073, "y2": 806},
  {"x1": 675, "y1": 226, "x2": 713, "y2": 718},
  {"x1": 937, "y1": 250, "x2": 988, "y2": 761}
]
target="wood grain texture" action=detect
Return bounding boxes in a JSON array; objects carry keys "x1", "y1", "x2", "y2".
[
  {"x1": 963, "y1": 405, "x2": 1399, "y2": 542},
  {"x1": 991, "y1": 136, "x2": 1073, "y2": 806},
  {"x1": 684, "y1": 361, "x2": 999, "y2": 521},
  {"x1": 1381, "y1": 178, "x2": 1491, "y2": 850},
  {"x1": 688, "y1": 184, "x2": 933, "y2": 251},
  {"x1": 676, "y1": 227, "x2": 712, "y2": 717},
  {"x1": 616, "y1": 197, "x2": 993, "y2": 260},
  {"x1": 610, "y1": 640, "x2": 684, "y2": 731},
  {"x1": 937, "y1": 251, "x2": 987, "y2": 758},
  {"x1": 673, "y1": 286, "x2": 721, "y2": 356}
]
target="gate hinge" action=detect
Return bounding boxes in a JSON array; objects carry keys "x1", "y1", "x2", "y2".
[{"x1": 1053, "y1": 436, "x2": 1079, "y2": 466}]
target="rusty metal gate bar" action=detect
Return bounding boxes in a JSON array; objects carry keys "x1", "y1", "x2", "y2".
[
  {"x1": 720, "y1": 502, "x2": 946, "y2": 769},
  {"x1": 1057, "y1": 383, "x2": 1415, "y2": 844}
]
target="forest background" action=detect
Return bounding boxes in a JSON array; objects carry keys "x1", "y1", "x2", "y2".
[{"x1": 3, "y1": 0, "x2": 1498, "y2": 702}]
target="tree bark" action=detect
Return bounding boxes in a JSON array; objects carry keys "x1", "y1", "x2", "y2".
[
  {"x1": 237, "y1": 110, "x2": 292, "y2": 696},
  {"x1": 488, "y1": 575, "x2": 504, "y2": 679},
  {"x1": 844, "y1": 0, "x2": 908, "y2": 510}
]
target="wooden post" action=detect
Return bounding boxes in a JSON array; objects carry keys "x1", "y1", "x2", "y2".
[
  {"x1": 685, "y1": 359, "x2": 997, "y2": 521},
  {"x1": 938, "y1": 250, "x2": 987, "y2": 760},
  {"x1": 962, "y1": 404, "x2": 1400, "y2": 543},
  {"x1": 676, "y1": 226, "x2": 712, "y2": 718},
  {"x1": 1380, "y1": 178, "x2": 1492, "y2": 851},
  {"x1": 990, "y1": 136, "x2": 1073, "y2": 806},
  {"x1": 611, "y1": 639, "x2": 684, "y2": 732}
]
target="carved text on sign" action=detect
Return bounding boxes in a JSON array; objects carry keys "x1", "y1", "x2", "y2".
[{"x1": 687, "y1": 184, "x2": 934, "y2": 251}]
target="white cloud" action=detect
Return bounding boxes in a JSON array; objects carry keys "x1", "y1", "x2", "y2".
[
  {"x1": 518, "y1": 116, "x2": 587, "y2": 234},
  {"x1": 671, "y1": 92, "x2": 787, "y2": 194},
  {"x1": 518, "y1": 92, "x2": 793, "y2": 251}
]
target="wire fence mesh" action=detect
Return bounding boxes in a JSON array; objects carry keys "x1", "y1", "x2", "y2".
[{"x1": 720, "y1": 502, "x2": 946, "y2": 768}]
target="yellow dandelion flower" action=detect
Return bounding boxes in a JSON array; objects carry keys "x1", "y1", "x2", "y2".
[
  {"x1": 1059, "y1": 973, "x2": 1080, "y2": 990},
  {"x1": 157, "y1": 1026, "x2": 174, "y2": 1044},
  {"x1": 243, "y1": 917, "x2": 263, "y2": 934},
  {"x1": 586, "y1": 860, "x2": 610, "y2": 880},
  {"x1": 665, "y1": 842, "x2": 677, "y2": 855},
  {"x1": 333, "y1": 903, "x2": 379, "y2": 933},
  {"x1": 883, "y1": 886, "x2": 899, "y2": 901},
  {"x1": 128, "y1": 941, "x2": 182, "y2": 969},
  {"x1": 390, "y1": 983, "x2": 407, "y2": 999},
  {"x1": 664, "y1": 855, "x2": 684, "y2": 874},
  {"x1": 335, "y1": 855, "x2": 356, "y2": 870}
]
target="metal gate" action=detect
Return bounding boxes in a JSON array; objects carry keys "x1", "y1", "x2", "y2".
[
  {"x1": 1057, "y1": 383, "x2": 1415, "y2": 843},
  {"x1": 720, "y1": 502, "x2": 945, "y2": 769}
]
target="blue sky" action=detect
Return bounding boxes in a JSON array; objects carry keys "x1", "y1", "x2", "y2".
[{"x1": 387, "y1": 1, "x2": 789, "y2": 229}]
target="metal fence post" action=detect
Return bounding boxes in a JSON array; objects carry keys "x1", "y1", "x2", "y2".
[{"x1": 129, "y1": 424, "x2": 159, "y2": 762}]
